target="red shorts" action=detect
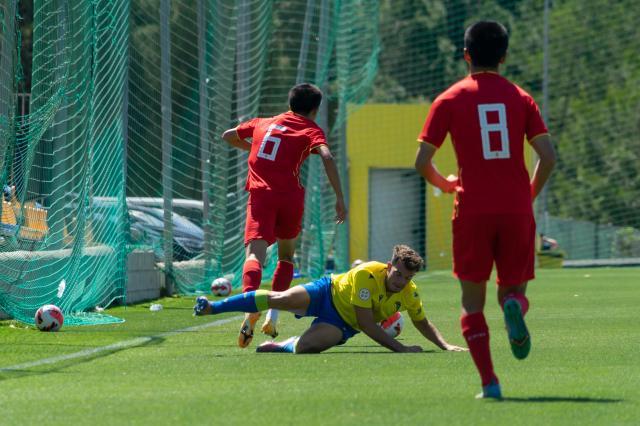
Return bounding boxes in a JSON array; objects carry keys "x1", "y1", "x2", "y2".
[
  {"x1": 244, "y1": 189, "x2": 305, "y2": 246},
  {"x1": 452, "y1": 213, "x2": 536, "y2": 286}
]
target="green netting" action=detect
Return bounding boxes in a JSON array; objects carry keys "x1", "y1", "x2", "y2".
[
  {"x1": 0, "y1": 0, "x2": 128, "y2": 325},
  {"x1": 127, "y1": 0, "x2": 380, "y2": 293},
  {"x1": 2, "y1": 0, "x2": 637, "y2": 325}
]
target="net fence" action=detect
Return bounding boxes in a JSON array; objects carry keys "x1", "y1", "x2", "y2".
[
  {"x1": 367, "y1": 0, "x2": 640, "y2": 268},
  {"x1": 126, "y1": 0, "x2": 379, "y2": 294},
  {"x1": 0, "y1": 0, "x2": 128, "y2": 325},
  {"x1": 0, "y1": 0, "x2": 379, "y2": 324},
  {"x1": 0, "y1": 0, "x2": 637, "y2": 325}
]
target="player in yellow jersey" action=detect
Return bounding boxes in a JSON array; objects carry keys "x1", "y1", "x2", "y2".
[{"x1": 194, "y1": 245, "x2": 466, "y2": 354}]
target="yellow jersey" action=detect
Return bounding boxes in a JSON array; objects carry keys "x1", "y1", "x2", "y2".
[{"x1": 330, "y1": 261, "x2": 426, "y2": 331}]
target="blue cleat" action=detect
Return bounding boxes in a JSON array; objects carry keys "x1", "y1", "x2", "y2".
[
  {"x1": 503, "y1": 298, "x2": 531, "y2": 360},
  {"x1": 256, "y1": 336, "x2": 299, "y2": 353},
  {"x1": 193, "y1": 296, "x2": 213, "y2": 316},
  {"x1": 475, "y1": 380, "x2": 502, "y2": 400}
]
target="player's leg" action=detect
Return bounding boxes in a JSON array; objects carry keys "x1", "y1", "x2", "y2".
[
  {"x1": 494, "y1": 214, "x2": 536, "y2": 360},
  {"x1": 498, "y1": 283, "x2": 529, "y2": 315},
  {"x1": 273, "y1": 238, "x2": 297, "y2": 291},
  {"x1": 256, "y1": 323, "x2": 343, "y2": 354},
  {"x1": 238, "y1": 191, "x2": 277, "y2": 347},
  {"x1": 235, "y1": 239, "x2": 269, "y2": 347},
  {"x1": 195, "y1": 285, "x2": 311, "y2": 316},
  {"x1": 261, "y1": 238, "x2": 297, "y2": 336},
  {"x1": 460, "y1": 280, "x2": 501, "y2": 399},
  {"x1": 243, "y1": 239, "x2": 269, "y2": 291},
  {"x1": 498, "y1": 283, "x2": 530, "y2": 360},
  {"x1": 262, "y1": 237, "x2": 297, "y2": 338},
  {"x1": 257, "y1": 276, "x2": 352, "y2": 353},
  {"x1": 295, "y1": 322, "x2": 344, "y2": 353},
  {"x1": 262, "y1": 190, "x2": 304, "y2": 337},
  {"x1": 454, "y1": 214, "x2": 501, "y2": 399}
]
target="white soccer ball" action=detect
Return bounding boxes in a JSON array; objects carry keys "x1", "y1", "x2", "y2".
[
  {"x1": 35, "y1": 304, "x2": 64, "y2": 332},
  {"x1": 379, "y1": 312, "x2": 404, "y2": 338},
  {"x1": 211, "y1": 277, "x2": 232, "y2": 297},
  {"x1": 351, "y1": 259, "x2": 364, "y2": 269}
]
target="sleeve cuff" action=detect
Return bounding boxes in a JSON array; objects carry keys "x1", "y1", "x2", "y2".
[{"x1": 528, "y1": 133, "x2": 550, "y2": 144}]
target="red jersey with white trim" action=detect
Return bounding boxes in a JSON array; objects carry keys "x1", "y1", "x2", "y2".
[
  {"x1": 236, "y1": 111, "x2": 327, "y2": 192},
  {"x1": 418, "y1": 72, "x2": 548, "y2": 215}
]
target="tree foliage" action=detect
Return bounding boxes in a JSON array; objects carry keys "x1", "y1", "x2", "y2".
[
  {"x1": 374, "y1": 0, "x2": 640, "y2": 229},
  {"x1": 18, "y1": 0, "x2": 639, "y2": 229}
]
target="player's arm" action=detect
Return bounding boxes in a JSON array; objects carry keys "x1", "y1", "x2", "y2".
[
  {"x1": 414, "y1": 142, "x2": 459, "y2": 193},
  {"x1": 354, "y1": 306, "x2": 422, "y2": 353},
  {"x1": 529, "y1": 134, "x2": 556, "y2": 200},
  {"x1": 315, "y1": 144, "x2": 347, "y2": 224},
  {"x1": 221, "y1": 127, "x2": 252, "y2": 152},
  {"x1": 411, "y1": 318, "x2": 467, "y2": 352}
]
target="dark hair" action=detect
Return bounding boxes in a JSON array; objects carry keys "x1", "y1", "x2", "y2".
[
  {"x1": 464, "y1": 21, "x2": 509, "y2": 68},
  {"x1": 288, "y1": 83, "x2": 322, "y2": 115},
  {"x1": 391, "y1": 244, "x2": 424, "y2": 272}
]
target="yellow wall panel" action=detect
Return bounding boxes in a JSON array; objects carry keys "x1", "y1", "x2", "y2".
[
  {"x1": 347, "y1": 103, "x2": 534, "y2": 271},
  {"x1": 347, "y1": 104, "x2": 457, "y2": 270}
]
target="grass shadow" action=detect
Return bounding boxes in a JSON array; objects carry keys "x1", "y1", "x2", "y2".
[
  {"x1": 0, "y1": 336, "x2": 165, "y2": 382},
  {"x1": 325, "y1": 349, "x2": 438, "y2": 354},
  {"x1": 503, "y1": 396, "x2": 623, "y2": 404}
]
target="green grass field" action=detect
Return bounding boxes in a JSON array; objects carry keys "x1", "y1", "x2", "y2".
[{"x1": 1, "y1": 268, "x2": 638, "y2": 425}]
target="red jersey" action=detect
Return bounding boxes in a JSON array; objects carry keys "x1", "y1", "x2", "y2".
[
  {"x1": 418, "y1": 72, "x2": 548, "y2": 215},
  {"x1": 236, "y1": 111, "x2": 327, "y2": 192}
]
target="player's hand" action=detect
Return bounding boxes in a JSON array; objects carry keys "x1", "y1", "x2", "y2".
[
  {"x1": 335, "y1": 198, "x2": 347, "y2": 224},
  {"x1": 443, "y1": 344, "x2": 467, "y2": 352},
  {"x1": 400, "y1": 345, "x2": 423, "y2": 353},
  {"x1": 441, "y1": 174, "x2": 461, "y2": 194}
]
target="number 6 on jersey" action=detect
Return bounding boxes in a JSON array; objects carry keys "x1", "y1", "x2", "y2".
[{"x1": 257, "y1": 124, "x2": 287, "y2": 161}]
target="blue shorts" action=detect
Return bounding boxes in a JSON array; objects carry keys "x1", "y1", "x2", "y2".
[{"x1": 299, "y1": 277, "x2": 359, "y2": 344}]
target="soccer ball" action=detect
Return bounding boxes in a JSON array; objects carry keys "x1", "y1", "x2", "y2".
[
  {"x1": 211, "y1": 277, "x2": 232, "y2": 297},
  {"x1": 35, "y1": 305, "x2": 64, "y2": 332},
  {"x1": 351, "y1": 259, "x2": 364, "y2": 269},
  {"x1": 379, "y1": 312, "x2": 404, "y2": 338}
]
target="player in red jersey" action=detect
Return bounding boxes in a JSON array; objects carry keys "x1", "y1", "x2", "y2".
[
  {"x1": 220, "y1": 83, "x2": 347, "y2": 348},
  {"x1": 414, "y1": 21, "x2": 556, "y2": 399}
]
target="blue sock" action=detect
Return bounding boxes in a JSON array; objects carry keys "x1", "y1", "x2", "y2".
[{"x1": 211, "y1": 290, "x2": 269, "y2": 314}]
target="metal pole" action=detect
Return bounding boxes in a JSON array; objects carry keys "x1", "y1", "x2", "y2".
[
  {"x1": 160, "y1": 0, "x2": 174, "y2": 294},
  {"x1": 311, "y1": 0, "x2": 330, "y2": 274},
  {"x1": 120, "y1": 0, "x2": 131, "y2": 303},
  {"x1": 0, "y1": 2, "x2": 15, "y2": 228},
  {"x1": 314, "y1": 0, "x2": 329, "y2": 123},
  {"x1": 198, "y1": 0, "x2": 212, "y2": 283},
  {"x1": 296, "y1": 0, "x2": 315, "y2": 84},
  {"x1": 122, "y1": 13, "x2": 129, "y2": 195},
  {"x1": 539, "y1": 0, "x2": 550, "y2": 234},
  {"x1": 49, "y1": 1, "x2": 69, "y2": 249},
  {"x1": 297, "y1": 0, "x2": 315, "y2": 275},
  {"x1": 0, "y1": 1, "x2": 16, "y2": 177},
  {"x1": 236, "y1": 0, "x2": 250, "y2": 118}
]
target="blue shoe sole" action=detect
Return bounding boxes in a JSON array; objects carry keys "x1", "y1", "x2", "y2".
[
  {"x1": 475, "y1": 380, "x2": 502, "y2": 399},
  {"x1": 504, "y1": 298, "x2": 530, "y2": 360}
]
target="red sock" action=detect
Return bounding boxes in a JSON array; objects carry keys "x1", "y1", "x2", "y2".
[
  {"x1": 461, "y1": 312, "x2": 498, "y2": 386},
  {"x1": 242, "y1": 259, "x2": 262, "y2": 293},
  {"x1": 271, "y1": 260, "x2": 294, "y2": 292},
  {"x1": 501, "y1": 293, "x2": 530, "y2": 316}
]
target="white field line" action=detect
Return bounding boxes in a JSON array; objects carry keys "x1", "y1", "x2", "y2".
[{"x1": 0, "y1": 315, "x2": 243, "y2": 372}]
